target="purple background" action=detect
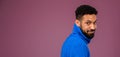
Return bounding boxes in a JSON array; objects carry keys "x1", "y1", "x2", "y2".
[{"x1": 1, "y1": 0, "x2": 120, "y2": 57}]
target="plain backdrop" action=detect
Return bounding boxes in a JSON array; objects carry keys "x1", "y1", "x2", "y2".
[{"x1": 1, "y1": 0, "x2": 120, "y2": 57}]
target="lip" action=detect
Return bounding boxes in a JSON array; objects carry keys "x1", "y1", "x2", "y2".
[{"x1": 88, "y1": 31, "x2": 95, "y2": 33}]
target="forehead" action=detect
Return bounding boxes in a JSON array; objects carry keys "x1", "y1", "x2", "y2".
[{"x1": 82, "y1": 14, "x2": 97, "y2": 22}]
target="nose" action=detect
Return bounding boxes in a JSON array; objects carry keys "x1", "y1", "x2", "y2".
[{"x1": 90, "y1": 24, "x2": 96, "y2": 30}]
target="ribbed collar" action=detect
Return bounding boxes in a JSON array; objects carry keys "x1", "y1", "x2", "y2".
[{"x1": 72, "y1": 23, "x2": 91, "y2": 44}]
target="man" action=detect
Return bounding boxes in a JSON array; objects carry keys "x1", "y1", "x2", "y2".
[{"x1": 61, "y1": 5, "x2": 98, "y2": 57}]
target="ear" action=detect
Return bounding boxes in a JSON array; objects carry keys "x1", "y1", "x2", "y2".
[{"x1": 75, "y1": 19, "x2": 81, "y2": 27}]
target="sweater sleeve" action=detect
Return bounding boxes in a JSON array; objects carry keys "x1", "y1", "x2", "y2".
[{"x1": 70, "y1": 44, "x2": 90, "y2": 57}]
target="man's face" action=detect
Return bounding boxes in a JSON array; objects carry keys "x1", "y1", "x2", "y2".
[{"x1": 79, "y1": 14, "x2": 97, "y2": 39}]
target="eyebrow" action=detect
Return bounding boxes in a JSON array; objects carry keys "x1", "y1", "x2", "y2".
[
  {"x1": 86, "y1": 20, "x2": 92, "y2": 22},
  {"x1": 94, "y1": 19, "x2": 97, "y2": 23},
  {"x1": 86, "y1": 19, "x2": 97, "y2": 23},
  {"x1": 94, "y1": 20, "x2": 97, "y2": 23}
]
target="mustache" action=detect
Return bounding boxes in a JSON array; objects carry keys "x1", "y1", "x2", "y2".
[{"x1": 88, "y1": 29, "x2": 95, "y2": 32}]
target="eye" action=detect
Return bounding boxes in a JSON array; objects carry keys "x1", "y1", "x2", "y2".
[
  {"x1": 93, "y1": 22, "x2": 96, "y2": 25},
  {"x1": 86, "y1": 22, "x2": 91, "y2": 25},
  {"x1": 93, "y1": 21, "x2": 97, "y2": 25}
]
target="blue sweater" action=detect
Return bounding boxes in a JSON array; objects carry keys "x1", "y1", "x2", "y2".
[{"x1": 61, "y1": 24, "x2": 91, "y2": 57}]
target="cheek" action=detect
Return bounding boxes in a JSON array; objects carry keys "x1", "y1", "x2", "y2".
[{"x1": 81, "y1": 25, "x2": 89, "y2": 32}]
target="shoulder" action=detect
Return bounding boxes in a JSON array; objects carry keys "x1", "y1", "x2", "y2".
[
  {"x1": 61, "y1": 34, "x2": 90, "y2": 57},
  {"x1": 63, "y1": 33, "x2": 86, "y2": 48}
]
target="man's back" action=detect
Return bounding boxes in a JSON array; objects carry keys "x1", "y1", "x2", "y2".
[{"x1": 61, "y1": 24, "x2": 90, "y2": 57}]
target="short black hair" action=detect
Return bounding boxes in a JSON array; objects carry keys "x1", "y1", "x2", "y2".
[{"x1": 75, "y1": 5, "x2": 98, "y2": 19}]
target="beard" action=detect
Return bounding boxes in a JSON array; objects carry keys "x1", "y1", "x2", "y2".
[{"x1": 81, "y1": 28, "x2": 95, "y2": 39}]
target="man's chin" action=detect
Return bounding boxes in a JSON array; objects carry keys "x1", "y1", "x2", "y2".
[
  {"x1": 83, "y1": 32, "x2": 94, "y2": 39},
  {"x1": 81, "y1": 30, "x2": 95, "y2": 39},
  {"x1": 88, "y1": 33, "x2": 94, "y2": 39}
]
